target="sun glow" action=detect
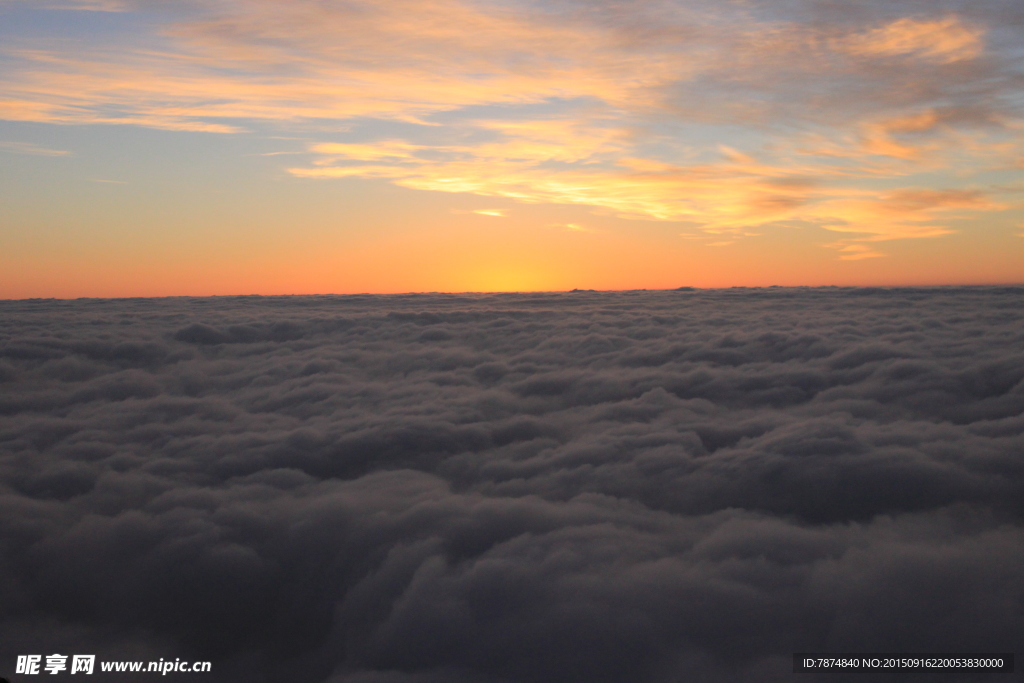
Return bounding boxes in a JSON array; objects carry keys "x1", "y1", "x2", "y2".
[{"x1": 458, "y1": 263, "x2": 554, "y2": 293}]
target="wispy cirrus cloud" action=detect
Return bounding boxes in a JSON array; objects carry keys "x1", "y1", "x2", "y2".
[
  {"x1": 0, "y1": 140, "x2": 71, "y2": 155},
  {"x1": 0, "y1": 0, "x2": 699, "y2": 131},
  {"x1": 0, "y1": 0, "x2": 128, "y2": 10},
  {"x1": 289, "y1": 131, "x2": 1008, "y2": 250},
  {"x1": 838, "y1": 15, "x2": 984, "y2": 64},
  {"x1": 1, "y1": 0, "x2": 1021, "y2": 257}
]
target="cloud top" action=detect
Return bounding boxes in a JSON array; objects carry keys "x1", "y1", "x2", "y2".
[{"x1": 1, "y1": 288, "x2": 1022, "y2": 681}]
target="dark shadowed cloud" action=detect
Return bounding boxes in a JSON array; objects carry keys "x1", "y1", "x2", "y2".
[{"x1": 1, "y1": 288, "x2": 1022, "y2": 681}]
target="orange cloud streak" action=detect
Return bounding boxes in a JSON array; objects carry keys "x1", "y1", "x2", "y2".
[
  {"x1": 841, "y1": 15, "x2": 984, "y2": 64},
  {"x1": 1, "y1": 1, "x2": 1019, "y2": 266}
]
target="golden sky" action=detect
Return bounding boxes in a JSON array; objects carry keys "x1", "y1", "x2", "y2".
[{"x1": 1, "y1": 0, "x2": 1022, "y2": 296}]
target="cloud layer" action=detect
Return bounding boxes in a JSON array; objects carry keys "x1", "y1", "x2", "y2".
[{"x1": 1, "y1": 289, "x2": 1023, "y2": 681}]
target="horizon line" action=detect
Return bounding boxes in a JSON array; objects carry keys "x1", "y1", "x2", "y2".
[{"x1": 3, "y1": 282, "x2": 1023, "y2": 303}]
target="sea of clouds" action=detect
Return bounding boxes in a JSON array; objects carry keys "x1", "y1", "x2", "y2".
[{"x1": 1, "y1": 288, "x2": 1022, "y2": 682}]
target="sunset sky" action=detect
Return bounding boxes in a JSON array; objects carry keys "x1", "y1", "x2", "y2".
[{"x1": 1, "y1": 0, "x2": 1022, "y2": 296}]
